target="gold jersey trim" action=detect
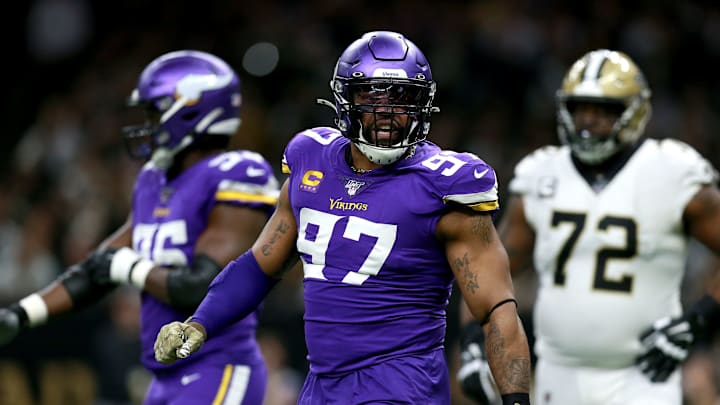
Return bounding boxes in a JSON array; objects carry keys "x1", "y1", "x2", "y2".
[
  {"x1": 468, "y1": 200, "x2": 500, "y2": 212},
  {"x1": 215, "y1": 190, "x2": 278, "y2": 205}
]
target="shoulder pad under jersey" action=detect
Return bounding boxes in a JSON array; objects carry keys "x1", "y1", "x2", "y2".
[
  {"x1": 415, "y1": 147, "x2": 499, "y2": 213},
  {"x1": 509, "y1": 145, "x2": 568, "y2": 196},
  {"x1": 655, "y1": 138, "x2": 718, "y2": 187},
  {"x1": 206, "y1": 150, "x2": 279, "y2": 207},
  {"x1": 282, "y1": 127, "x2": 342, "y2": 175}
]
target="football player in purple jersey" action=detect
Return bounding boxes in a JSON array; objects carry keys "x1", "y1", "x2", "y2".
[
  {"x1": 0, "y1": 50, "x2": 280, "y2": 404},
  {"x1": 154, "y1": 31, "x2": 532, "y2": 405}
]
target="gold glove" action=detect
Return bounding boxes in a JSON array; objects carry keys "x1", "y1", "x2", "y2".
[{"x1": 154, "y1": 320, "x2": 205, "y2": 364}]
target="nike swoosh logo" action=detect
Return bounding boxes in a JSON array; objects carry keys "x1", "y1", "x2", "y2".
[
  {"x1": 181, "y1": 373, "x2": 201, "y2": 386},
  {"x1": 246, "y1": 167, "x2": 266, "y2": 177},
  {"x1": 474, "y1": 168, "x2": 489, "y2": 179}
]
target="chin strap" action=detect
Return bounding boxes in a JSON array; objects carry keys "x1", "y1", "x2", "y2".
[
  {"x1": 151, "y1": 135, "x2": 194, "y2": 170},
  {"x1": 316, "y1": 98, "x2": 337, "y2": 112},
  {"x1": 355, "y1": 142, "x2": 409, "y2": 165}
]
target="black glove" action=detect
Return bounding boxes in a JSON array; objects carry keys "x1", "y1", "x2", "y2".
[
  {"x1": 457, "y1": 321, "x2": 500, "y2": 404},
  {"x1": 637, "y1": 295, "x2": 720, "y2": 383},
  {"x1": 0, "y1": 304, "x2": 28, "y2": 346}
]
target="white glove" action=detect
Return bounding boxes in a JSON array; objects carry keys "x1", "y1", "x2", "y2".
[{"x1": 154, "y1": 320, "x2": 205, "y2": 364}]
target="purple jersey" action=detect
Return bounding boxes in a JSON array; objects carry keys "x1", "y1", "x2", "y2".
[
  {"x1": 132, "y1": 150, "x2": 279, "y2": 372},
  {"x1": 298, "y1": 348, "x2": 449, "y2": 404},
  {"x1": 282, "y1": 127, "x2": 499, "y2": 374}
]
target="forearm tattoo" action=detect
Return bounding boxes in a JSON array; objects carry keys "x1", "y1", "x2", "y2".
[
  {"x1": 486, "y1": 319, "x2": 531, "y2": 393},
  {"x1": 261, "y1": 220, "x2": 291, "y2": 256},
  {"x1": 453, "y1": 253, "x2": 479, "y2": 295}
]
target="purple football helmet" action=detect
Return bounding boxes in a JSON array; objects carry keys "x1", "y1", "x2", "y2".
[
  {"x1": 123, "y1": 50, "x2": 242, "y2": 169},
  {"x1": 322, "y1": 31, "x2": 438, "y2": 164}
]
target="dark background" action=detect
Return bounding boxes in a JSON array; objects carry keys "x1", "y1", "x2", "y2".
[{"x1": 0, "y1": 1, "x2": 718, "y2": 404}]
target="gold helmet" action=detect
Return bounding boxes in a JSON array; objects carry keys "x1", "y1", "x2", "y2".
[{"x1": 557, "y1": 49, "x2": 652, "y2": 164}]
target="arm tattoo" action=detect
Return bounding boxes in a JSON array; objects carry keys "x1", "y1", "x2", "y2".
[
  {"x1": 486, "y1": 319, "x2": 531, "y2": 393},
  {"x1": 470, "y1": 215, "x2": 494, "y2": 245},
  {"x1": 261, "y1": 220, "x2": 291, "y2": 256},
  {"x1": 453, "y1": 253, "x2": 479, "y2": 295}
]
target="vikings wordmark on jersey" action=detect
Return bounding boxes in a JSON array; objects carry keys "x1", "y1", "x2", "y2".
[{"x1": 282, "y1": 126, "x2": 499, "y2": 374}]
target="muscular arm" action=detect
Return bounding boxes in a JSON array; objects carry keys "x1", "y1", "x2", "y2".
[
  {"x1": 4, "y1": 216, "x2": 133, "y2": 332},
  {"x1": 42, "y1": 195, "x2": 272, "y2": 314},
  {"x1": 684, "y1": 185, "x2": 720, "y2": 302},
  {"x1": 636, "y1": 185, "x2": 720, "y2": 382},
  {"x1": 497, "y1": 196, "x2": 535, "y2": 276},
  {"x1": 458, "y1": 196, "x2": 534, "y2": 321},
  {"x1": 250, "y1": 179, "x2": 300, "y2": 276},
  {"x1": 45, "y1": 217, "x2": 132, "y2": 315},
  {"x1": 142, "y1": 203, "x2": 270, "y2": 305},
  {"x1": 438, "y1": 209, "x2": 531, "y2": 395},
  {"x1": 187, "y1": 179, "x2": 299, "y2": 337}
]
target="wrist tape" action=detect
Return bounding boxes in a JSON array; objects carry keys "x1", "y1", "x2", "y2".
[
  {"x1": 110, "y1": 247, "x2": 154, "y2": 288},
  {"x1": 18, "y1": 293, "x2": 48, "y2": 327}
]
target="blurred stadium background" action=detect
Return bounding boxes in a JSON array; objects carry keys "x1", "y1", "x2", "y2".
[{"x1": 1, "y1": 0, "x2": 719, "y2": 404}]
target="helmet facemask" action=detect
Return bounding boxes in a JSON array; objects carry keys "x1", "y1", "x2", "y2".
[
  {"x1": 122, "y1": 94, "x2": 213, "y2": 169},
  {"x1": 334, "y1": 78, "x2": 435, "y2": 164}
]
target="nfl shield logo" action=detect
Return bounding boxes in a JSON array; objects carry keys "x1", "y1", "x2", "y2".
[{"x1": 344, "y1": 179, "x2": 366, "y2": 196}]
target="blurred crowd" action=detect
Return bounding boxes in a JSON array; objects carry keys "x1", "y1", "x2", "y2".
[{"x1": 0, "y1": 0, "x2": 719, "y2": 404}]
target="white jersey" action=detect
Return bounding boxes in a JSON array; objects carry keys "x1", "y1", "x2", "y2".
[{"x1": 509, "y1": 139, "x2": 717, "y2": 368}]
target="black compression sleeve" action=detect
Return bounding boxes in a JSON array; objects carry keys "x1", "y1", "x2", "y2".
[
  {"x1": 58, "y1": 264, "x2": 115, "y2": 309},
  {"x1": 166, "y1": 254, "x2": 223, "y2": 310}
]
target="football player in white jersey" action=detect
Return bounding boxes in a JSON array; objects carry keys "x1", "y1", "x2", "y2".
[{"x1": 458, "y1": 49, "x2": 720, "y2": 404}]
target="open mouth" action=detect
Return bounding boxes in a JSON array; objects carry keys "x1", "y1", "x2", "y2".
[
  {"x1": 371, "y1": 123, "x2": 402, "y2": 146},
  {"x1": 375, "y1": 127, "x2": 394, "y2": 141}
]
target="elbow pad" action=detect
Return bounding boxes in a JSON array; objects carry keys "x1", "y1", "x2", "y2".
[
  {"x1": 58, "y1": 264, "x2": 116, "y2": 310},
  {"x1": 167, "y1": 255, "x2": 222, "y2": 311}
]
